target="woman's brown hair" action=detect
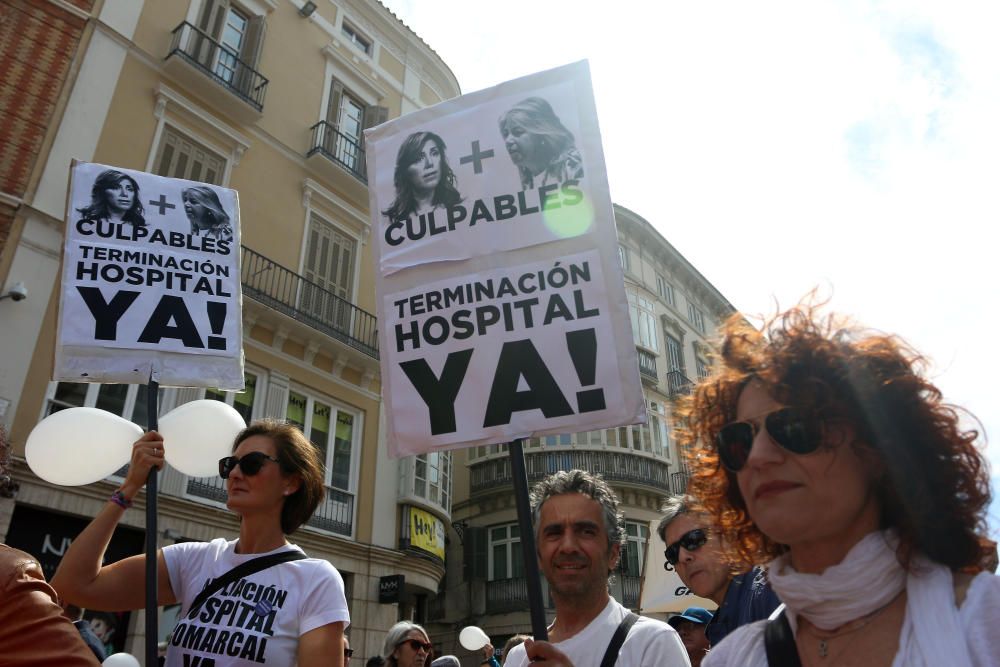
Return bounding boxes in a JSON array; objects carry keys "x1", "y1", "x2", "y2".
[
  {"x1": 233, "y1": 420, "x2": 325, "y2": 534},
  {"x1": 679, "y1": 300, "x2": 990, "y2": 571}
]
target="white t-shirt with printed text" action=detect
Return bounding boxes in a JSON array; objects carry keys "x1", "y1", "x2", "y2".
[
  {"x1": 163, "y1": 538, "x2": 350, "y2": 666},
  {"x1": 504, "y1": 597, "x2": 689, "y2": 667}
]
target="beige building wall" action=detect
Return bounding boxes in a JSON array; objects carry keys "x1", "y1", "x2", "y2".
[{"x1": 0, "y1": 0, "x2": 460, "y2": 662}]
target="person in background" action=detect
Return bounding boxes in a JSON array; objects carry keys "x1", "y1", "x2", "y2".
[
  {"x1": 0, "y1": 425, "x2": 100, "y2": 666},
  {"x1": 365, "y1": 656, "x2": 386, "y2": 667},
  {"x1": 480, "y1": 643, "x2": 500, "y2": 667},
  {"x1": 498, "y1": 97, "x2": 583, "y2": 191},
  {"x1": 500, "y1": 635, "x2": 529, "y2": 665},
  {"x1": 344, "y1": 635, "x2": 354, "y2": 665},
  {"x1": 657, "y1": 494, "x2": 779, "y2": 645},
  {"x1": 430, "y1": 657, "x2": 460, "y2": 667},
  {"x1": 503, "y1": 470, "x2": 688, "y2": 667},
  {"x1": 182, "y1": 185, "x2": 233, "y2": 243},
  {"x1": 383, "y1": 621, "x2": 432, "y2": 667},
  {"x1": 667, "y1": 607, "x2": 712, "y2": 667},
  {"x1": 63, "y1": 603, "x2": 107, "y2": 662},
  {"x1": 681, "y1": 301, "x2": 999, "y2": 666}
]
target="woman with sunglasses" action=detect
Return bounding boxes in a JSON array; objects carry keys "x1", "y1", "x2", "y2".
[
  {"x1": 679, "y1": 303, "x2": 998, "y2": 667},
  {"x1": 382, "y1": 621, "x2": 433, "y2": 667},
  {"x1": 52, "y1": 420, "x2": 350, "y2": 667}
]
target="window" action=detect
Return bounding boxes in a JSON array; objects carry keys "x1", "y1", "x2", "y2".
[
  {"x1": 301, "y1": 214, "x2": 357, "y2": 329},
  {"x1": 622, "y1": 521, "x2": 650, "y2": 577},
  {"x1": 154, "y1": 127, "x2": 225, "y2": 184},
  {"x1": 193, "y1": 0, "x2": 267, "y2": 97},
  {"x1": 695, "y1": 356, "x2": 710, "y2": 380},
  {"x1": 489, "y1": 524, "x2": 524, "y2": 581},
  {"x1": 627, "y1": 292, "x2": 658, "y2": 352},
  {"x1": 648, "y1": 401, "x2": 670, "y2": 459},
  {"x1": 665, "y1": 335, "x2": 683, "y2": 373},
  {"x1": 618, "y1": 245, "x2": 630, "y2": 273},
  {"x1": 204, "y1": 371, "x2": 260, "y2": 423},
  {"x1": 285, "y1": 390, "x2": 356, "y2": 493},
  {"x1": 216, "y1": 7, "x2": 249, "y2": 83},
  {"x1": 325, "y1": 82, "x2": 367, "y2": 172},
  {"x1": 656, "y1": 275, "x2": 675, "y2": 306},
  {"x1": 414, "y1": 452, "x2": 452, "y2": 513},
  {"x1": 341, "y1": 22, "x2": 371, "y2": 55},
  {"x1": 687, "y1": 301, "x2": 706, "y2": 333}
]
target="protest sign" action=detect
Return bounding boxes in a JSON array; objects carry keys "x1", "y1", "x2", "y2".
[
  {"x1": 55, "y1": 162, "x2": 244, "y2": 389},
  {"x1": 367, "y1": 60, "x2": 644, "y2": 457}
]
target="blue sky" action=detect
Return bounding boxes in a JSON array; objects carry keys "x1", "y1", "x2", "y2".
[{"x1": 382, "y1": 0, "x2": 1000, "y2": 536}]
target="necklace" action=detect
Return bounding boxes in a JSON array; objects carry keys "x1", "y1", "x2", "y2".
[{"x1": 804, "y1": 591, "x2": 903, "y2": 659}]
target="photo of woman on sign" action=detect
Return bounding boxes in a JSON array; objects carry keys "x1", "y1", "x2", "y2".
[
  {"x1": 182, "y1": 185, "x2": 233, "y2": 243},
  {"x1": 499, "y1": 97, "x2": 583, "y2": 191},
  {"x1": 383, "y1": 131, "x2": 462, "y2": 222},
  {"x1": 76, "y1": 169, "x2": 146, "y2": 228}
]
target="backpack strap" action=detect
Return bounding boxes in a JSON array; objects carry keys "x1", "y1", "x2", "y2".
[
  {"x1": 764, "y1": 605, "x2": 802, "y2": 667},
  {"x1": 186, "y1": 550, "x2": 307, "y2": 618},
  {"x1": 599, "y1": 612, "x2": 639, "y2": 667}
]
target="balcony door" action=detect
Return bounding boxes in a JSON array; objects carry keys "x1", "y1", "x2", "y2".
[
  {"x1": 665, "y1": 334, "x2": 683, "y2": 373},
  {"x1": 195, "y1": 0, "x2": 265, "y2": 95},
  {"x1": 302, "y1": 215, "x2": 356, "y2": 333}
]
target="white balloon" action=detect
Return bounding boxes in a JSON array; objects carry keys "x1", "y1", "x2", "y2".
[
  {"x1": 459, "y1": 626, "x2": 490, "y2": 651},
  {"x1": 103, "y1": 653, "x2": 141, "y2": 667},
  {"x1": 26, "y1": 408, "x2": 140, "y2": 486},
  {"x1": 159, "y1": 400, "x2": 246, "y2": 477}
]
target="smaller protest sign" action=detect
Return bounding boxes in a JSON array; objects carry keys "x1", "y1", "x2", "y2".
[{"x1": 55, "y1": 162, "x2": 244, "y2": 389}]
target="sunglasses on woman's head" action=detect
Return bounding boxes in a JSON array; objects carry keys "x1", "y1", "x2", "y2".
[
  {"x1": 663, "y1": 528, "x2": 708, "y2": 568},
  {"x1": 715, "y1": 407, "x2": 821, "y2": 472},
  {"x1": 397, "y1": 639, "x2": 432, "y2": 653},
  {"x1": 218, "y1": 451, "x2": 280, "y2": 479}
]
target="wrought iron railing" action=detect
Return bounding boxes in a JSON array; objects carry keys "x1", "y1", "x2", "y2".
[
  {"x1": 671, "y1": 471, "x2": 690, "y2": 495},
  {"x1": 308, "y1": 121, "x2": 367, "y2": 182},
  {"x1": 166, "y1": 22, "x2": 268, "y2": 111},
  {"x1": 241, "y1": 246, "x2": 378, "y2": 359},
  {"x1": 636, "y1": 348, "x2": 657, "y2": 381},
  {"x1": 621, "y1": 575, "x2": 642, "y2": 609},
  {"x1": 666, "y1": 370, "x2": 694, "y2": 399},
  {"x1": 486, "y1": 577, "x2": 529, "y2": 613},
  {"x1": 186, "y1": 476, "x2": 353, "y2": 536},
  {"x1": 470, "y1": 450, "x2": 671, "y2": 493}
]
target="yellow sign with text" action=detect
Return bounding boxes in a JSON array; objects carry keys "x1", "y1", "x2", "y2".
[{"x1": 408, "y1": 507, "x2": 445, "y2": 560}]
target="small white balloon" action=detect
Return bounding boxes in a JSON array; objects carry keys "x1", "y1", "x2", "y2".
[
  {"x1": 159, "y1": 400, "x2": 246, "y2": 477},
  {"x1": 103, "y1": 653, "x2": 141, "y2": 667},
  {"x1": 26, "y1": 408, "x2": 140, "y2": 486},
  {"x1": 459, "y1": 626, "x2": 490, "y2": 652}
]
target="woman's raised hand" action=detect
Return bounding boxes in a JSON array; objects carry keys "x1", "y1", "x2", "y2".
[{"x1": 120, "y1": 431, "x2": 165, "y2": 499}]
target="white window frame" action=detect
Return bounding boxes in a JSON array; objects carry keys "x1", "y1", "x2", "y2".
[
  {"x1": 656, "y1": 274, "x2": 675, "y2": 306},
  {"x1": 628, "y1": 291, "x2": 659, "y2": 353},
  {"x1": 201, "y1": 365, "x2": 266, "y2": 423},
  {"x1": 488, "y1": 523, "x2": 523, "y2": 582},
  {"x1": 649, "y1": 401, "x2": 671, "y2": 462},
  {"x1": 299, "y1": 180, "x2": 368, "y2": 306},
  {"x1": 341, "y1": 21, "x2": 372, "y2": 56},
  {"x1": 285, "y1": 385, "x2": 361, "y2": 496},
  {"x1": 623, "y1": 521, "x2": 650, "y2": 577},
  {"x1": 413, "y1": 452, "x2": 453, "y2": 514},
  {"x1": 618, "y1": 244, "x2": 631, "y2": 273},
  {"x1": 687, "y1": 301, "x2": 706, "y2": 334},
  {"x1": 152, "y1": 123, "x2": 228, "y2": 185}
]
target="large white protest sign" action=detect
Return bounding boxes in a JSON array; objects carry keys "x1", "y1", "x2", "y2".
[
  {"x1": 367, "y1": 61, "x2": 644, "y2": 457},
  {"x1": 55, "y1": 162, "x2": 244, "y2": 389}
]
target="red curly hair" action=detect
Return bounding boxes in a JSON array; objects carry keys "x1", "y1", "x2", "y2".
[{"x1": 679, "y1": 300, "x2": 990, "y2": 571}]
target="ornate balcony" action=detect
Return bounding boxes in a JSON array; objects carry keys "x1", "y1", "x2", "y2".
[
  {"x1": 620, "y1": 574, "x2": 642, "y2": 609},
  {"x1": 185, "y1": 476, "x2": 354, "y2": 537},
  {"x1": 636, "y1": 347, "x2": 658, "y2": 384},
  {"x1": 308, "y1": 121, "x2": 367, "y2": 183},
  {"x1": 164, "y1": 22, "x2": 268, "y2": 121},
  {"x1": 470, "y1": 449, "x2": 671, "y2": 495},
  {"x1": 666, "y1": 370, "x2": 694, "y2": 400},
  {"x1": 486, "y1": 577, "x2": 529, "y2": 613},
  {"x1": 241, "y1": 246, "x2": 378, "y2": 359}
]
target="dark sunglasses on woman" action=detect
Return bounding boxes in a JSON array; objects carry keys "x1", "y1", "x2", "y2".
[
  {"x1": 218, "y1": 451, "x2": 281, "y2": 479},
  {"x1": 715, "y1": 407, "x2": 821, "y2": 472},
  {"x1": 397, "y1": 639, "x2": 432, "y2": 653},
  {"x1": 664, "y1": 528, "x2": 708, "y2": 568}
]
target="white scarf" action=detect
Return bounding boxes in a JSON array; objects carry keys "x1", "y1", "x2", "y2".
[{"x1": 766, "y1": 530, "x2": 972, "y2": 667}]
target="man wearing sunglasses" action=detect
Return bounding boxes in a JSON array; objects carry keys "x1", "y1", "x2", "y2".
[
  {"x1": 657, "y1": 495, "x2": 780, "y2": 646},
  {"x1": 504, "y1": 470, "x2": 687, "y2": 667}
]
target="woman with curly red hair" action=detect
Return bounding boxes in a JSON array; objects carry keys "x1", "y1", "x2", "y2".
[{"x1": 681, "y1": 302, "x2": 998, "y2": 666}]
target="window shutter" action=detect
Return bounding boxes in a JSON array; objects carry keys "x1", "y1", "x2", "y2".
[
  {"x1": 363, "y1": 105, "x2": 389, "y2": 131},
  {"x1": 241, "y1": 15, "x2": 266, "y2": 66},
  {"x1": 463, "y1": 526, "x2": 487, "y2": 581},
  {"x1": 326, "y1": 78, "x2": 344, "y2": 126}
]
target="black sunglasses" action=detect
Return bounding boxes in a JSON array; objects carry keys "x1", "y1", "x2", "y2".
[
  {"x1": 715, "y1": 407, "x2": 821, "y2": 472},
  {"x1": 219, "y1": 451, "x2": 281, "y2": 479},
  {"x1": 664, "y1": 528, "x2": 707, "y2": 568},
  {"x1": 397, "y1": 639, "x2": 432, "y2": 653}
]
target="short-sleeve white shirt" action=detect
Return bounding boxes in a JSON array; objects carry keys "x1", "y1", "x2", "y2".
[
  {"x1": 504, "y1": 598, "x2": 689, "y2": 667},
  {"x1": 163, "y1": 538, "x2": 350, "y2": 666}
]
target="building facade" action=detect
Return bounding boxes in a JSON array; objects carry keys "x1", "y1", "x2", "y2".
[
  {"x1": 428, "y1": 203, "x2": 735, "y2": 660},
  {"x1": 0, "y1": 0, "x2": 459, "y2": 660}
]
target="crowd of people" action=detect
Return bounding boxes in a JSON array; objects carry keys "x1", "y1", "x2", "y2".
[{"x1": 1, "y1": 301, "x2": 998, "y2": 665}]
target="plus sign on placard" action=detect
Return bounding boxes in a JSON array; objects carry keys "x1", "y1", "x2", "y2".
[
  {"x1": 459, "y1": 140, "x2": 495, "y2": 174},
  {"x1": 148, "y1": 194, "x2": 176, "y2": 215}
]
